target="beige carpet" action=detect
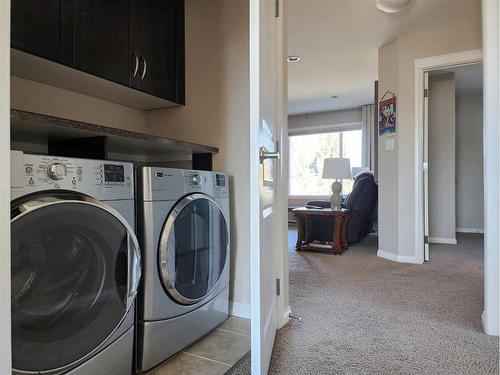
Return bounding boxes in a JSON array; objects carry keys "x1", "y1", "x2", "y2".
[{"x1": 229, "y1": 229, "x2": 499, "y2": 375}]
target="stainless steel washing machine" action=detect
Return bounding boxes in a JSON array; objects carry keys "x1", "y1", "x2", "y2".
[
  {"x1": 135, "y1": 167, "x2": 230, "y2": 372},
  {"x1": 10, "y1": 151, "x2": 141, "y2": 375}
]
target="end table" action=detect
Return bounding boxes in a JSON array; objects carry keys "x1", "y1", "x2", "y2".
[{"x1": 292, "y1": 207, "x2": 351, "y2": 255}]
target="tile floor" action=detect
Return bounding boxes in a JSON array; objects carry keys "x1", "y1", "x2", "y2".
[{"x1": 146, "y1": 316, "x2": 250, "y2": 375}]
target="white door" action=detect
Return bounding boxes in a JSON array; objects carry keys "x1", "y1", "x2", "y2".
[
  {"x1": 423, "y1": 71, "x2": 430, "y2": 262},
  {"x1": 250, "y1": 0, "x2": 282, "y2": 373}
]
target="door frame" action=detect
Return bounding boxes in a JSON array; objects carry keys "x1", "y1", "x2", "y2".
[
  {"x1": 274, "y1": 0, "x2": 291, "y2": 329},
  {"x1": 0, "y1": 0, "x2": 11, "y2": 371},
  {"x1": 414, "y1": 49, "x2": 482, "y2": 265}
]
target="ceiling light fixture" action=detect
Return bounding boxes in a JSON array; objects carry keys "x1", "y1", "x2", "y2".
[
  {"x1": 376, "y1": 0, "x2": 412, "y2": 13},
  {"x1": 287, "y1": 56, "x2": 300, "y2": 63}
]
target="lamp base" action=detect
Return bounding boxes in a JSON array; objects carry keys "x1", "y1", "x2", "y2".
[{"x1": 330, "y1": 180, "x2": 343, "y2": 210}]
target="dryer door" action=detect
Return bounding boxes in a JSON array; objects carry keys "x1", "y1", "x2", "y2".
[
  {"x1": 159, "y1": 193, "x2": 229, "y2": 305},
  {"x1": 11, "y1": 192, "x2": 141, "y2": 374}
]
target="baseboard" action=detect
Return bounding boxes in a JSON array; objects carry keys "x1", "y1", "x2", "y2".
[
  {"x1": 482, "y1": 310, "x2": 500, "y2": 336},
  {"x1": 456, "y1": 227, "x2": 484, "y2": 234},
  {"x1": 377, "y1": 249, "x2": 421, "y2": 264},
  {"x1": 229, "y1": 301, "x2": 251, "y2": 319},
  {"x1": 429, "y1": 237, "x2": 457, "y2": 244},
  {"x1": 279, "y1": 306, "x2": 291, "y2": 328}
]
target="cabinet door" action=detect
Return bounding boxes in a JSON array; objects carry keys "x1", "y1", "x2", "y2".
[
  {"x1": 11, "y1": 0, "x2": 65, "y2": 62},
  {"x1": 130, "y1": 0, "x2": 185, "y2": 103},
  {"x1": 73, "y1": 0, "x2": 130, "y2": 86}
]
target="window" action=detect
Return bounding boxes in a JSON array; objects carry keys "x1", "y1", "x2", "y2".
[{"x1": 289, "y1": 129, "x2": 363, "y2": 196}]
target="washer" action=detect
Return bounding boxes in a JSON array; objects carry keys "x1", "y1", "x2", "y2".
[
  {"x1": 136, "y1": 167, "x2": 230, "y2": 372},
  {"x1": 10, "y1": 151, "x2": 141, "y2": 375}
]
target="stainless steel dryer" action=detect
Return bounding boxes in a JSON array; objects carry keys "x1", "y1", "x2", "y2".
[
  {"x1": 136, "y1": 167, "x2": 230, "y2": 372},
  {"x1": 10, "y1": 151, "x2": 141, "y2": 375}
]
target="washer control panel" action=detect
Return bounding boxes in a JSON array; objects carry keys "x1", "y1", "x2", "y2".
[{"x1": 13, "y1": 153, "x2": 134, "y2": 200}]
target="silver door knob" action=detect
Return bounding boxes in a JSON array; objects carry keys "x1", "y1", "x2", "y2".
[{"x1": 260, "y1": 147, "x2": 280, "y2": 164}]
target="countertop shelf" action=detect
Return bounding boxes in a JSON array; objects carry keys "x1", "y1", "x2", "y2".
[{"x1": 11, "y1": 109, "x2": 219, "y2": 159}]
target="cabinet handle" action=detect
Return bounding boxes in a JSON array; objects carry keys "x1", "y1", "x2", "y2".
[
  {"x1": 140, "y1": 56, "x2": 147, "y2": 80},
  {"x1": 132, "y1": 52, "x2": 139, "y2": 77}
]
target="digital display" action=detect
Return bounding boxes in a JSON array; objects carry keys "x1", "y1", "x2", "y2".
[
  {"x1": 104, "y1": 164, "x2": 125, "y2": 183},
  {"x1": 216, "y1": 174, "x2": 226, "y2": 187}
]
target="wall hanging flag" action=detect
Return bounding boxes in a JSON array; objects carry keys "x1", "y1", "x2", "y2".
[{"x1": 379, "y1": 91, "x2": 397, "y2": 137}]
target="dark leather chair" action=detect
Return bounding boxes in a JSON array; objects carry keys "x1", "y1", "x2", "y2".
[{"x1": 307, "y1": 172, "x2": 378, "y2": 244}]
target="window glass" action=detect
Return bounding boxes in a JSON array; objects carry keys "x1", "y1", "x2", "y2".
[
  {"x1": 289, "y1": 129, "x2": 362, "y2": 196},
  {"x1": 342, "y1": 129, "x2": 363, "y2": 194}
]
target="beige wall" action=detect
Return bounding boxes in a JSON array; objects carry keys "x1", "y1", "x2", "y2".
[
  {"x1": 146, "y1": 0, "x2": 251, "y2": 314},
  {"x1": 288, "y1": 108, "x2": 362, "y2": 133},
  {"x1": 377, "y1": 0, "x2": 482, "y2": 259},
  {"x1": 377, "y1": 39, "x2": 399, "y2": 255},
  {"x1": 11, "y1": 76, "x2": 147, "y2": 133},
  {"x1": 428, "y1": 73, "x2": 456, "y2": 242},
  {"x1": 456, "y1": 92, "x2": 484, "y2": 231},
  {"x1": 0, "y1": 0, "x2": 11, "y2": 369}
]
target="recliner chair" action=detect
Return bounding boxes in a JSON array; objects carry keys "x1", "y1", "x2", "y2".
[{"x1": 307, "y1": 172, "x2": 378, "y2": 244}]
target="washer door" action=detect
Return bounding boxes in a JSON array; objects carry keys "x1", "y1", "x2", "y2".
[
  {"x1": 159, "y1": 193, "x2": 229, "y2": 305},
  {"x1": 11, "y1": 193, "x2": 141, "y2": 374}
]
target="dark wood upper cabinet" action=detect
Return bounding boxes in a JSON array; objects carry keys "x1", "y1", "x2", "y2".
[
  {"x1": 12, "y1": 0, "x2": 62, "y2": 62},
  {"x1": 73, "y1": 0, "x2": 130, "y2": 86},
  {"x1": 130, "y1": 0, "x2": 185, "y2": 104},
  {"x1": 11, "y1": 0, "x2": 185, "y2": 106}
]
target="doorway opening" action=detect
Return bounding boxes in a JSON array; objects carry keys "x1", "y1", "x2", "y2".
[{"x1": 424, "y1": 63, "x2": 484, "y2": 262}]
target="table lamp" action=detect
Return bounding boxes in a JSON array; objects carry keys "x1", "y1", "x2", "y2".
[{"x1": 322, "y1": 158, "x2": 351, "y2": 210}]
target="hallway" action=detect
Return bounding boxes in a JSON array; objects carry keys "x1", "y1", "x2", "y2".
[{"x1": 231, "y1": 229, "x2": 498, "y2": 374}]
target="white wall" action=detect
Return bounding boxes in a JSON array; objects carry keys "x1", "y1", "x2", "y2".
[
  {"x1": 377, "y1": 0, "x2": 482, "y2": 261},
  {"x1": 0, "y1": 0, "x2": 11, "y2": 370},
  {"x1": 428, "y1": 73, "x2": 456, "y2": 243},
  {"x1": 146, "y1": 0, "x2": 251, "y2": 318},
  {"x1": 456, "y1": 92, "x2": 484, "y2": 232}
]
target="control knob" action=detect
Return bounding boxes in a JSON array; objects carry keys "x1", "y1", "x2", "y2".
[
  {"x1": 191, "y1": 174, "x2": 202, "y2": 185},
  {"x1": 46, "y1": 162, "x2": 67, "y2": 181}
]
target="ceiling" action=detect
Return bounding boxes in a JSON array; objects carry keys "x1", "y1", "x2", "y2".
[{"x1": 287, "y1": 0, "x2": 423, "y2": 115}]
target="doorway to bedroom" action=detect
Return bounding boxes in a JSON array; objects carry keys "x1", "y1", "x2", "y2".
[{"x1": 424, "y1": 63, "x2": 484, "y2": 262}]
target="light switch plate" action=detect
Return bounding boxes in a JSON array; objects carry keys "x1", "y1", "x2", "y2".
[{"x1": 385, "y1": 138, "x2": 395, "y2": 151}]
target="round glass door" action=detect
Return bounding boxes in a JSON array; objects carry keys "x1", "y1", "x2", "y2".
[
  {"x1": 159, "y1": 194, "x2": 229, "y2": 305},
  {"x1": 11, "y1": 197, "x2": 131, "y2": 373}
]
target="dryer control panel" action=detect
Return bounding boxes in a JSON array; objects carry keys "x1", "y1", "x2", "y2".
[
  {"x1": 213, "y1": 173, "x2": 229, "y2": 198},
  {"x1": 11, "y1": 152, "x2": 134, "y2": 201},
  {"x1": 138, "y1": 167, "x2": 229, "y2": 201}
]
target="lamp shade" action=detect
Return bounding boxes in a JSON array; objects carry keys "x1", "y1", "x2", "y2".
[{"x1": 322, "y1": 158, "x2": 352, "y2": 180}]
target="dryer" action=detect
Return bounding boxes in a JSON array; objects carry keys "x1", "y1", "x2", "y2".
[
  {"x1": 136, "y1": 167, "x2": 230, "y2": 372},
  {"x1": 10, "y1": 151, "x2": 141, "y2": 375}
]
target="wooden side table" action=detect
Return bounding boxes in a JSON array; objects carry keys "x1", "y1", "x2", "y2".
[{"x1": 292, "y1": 207, "x2": 351, "y2": 255}]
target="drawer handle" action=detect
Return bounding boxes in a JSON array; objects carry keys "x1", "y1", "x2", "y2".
[{"x1": 140, "y1": 56, "x2": 147, "y2": 80}]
